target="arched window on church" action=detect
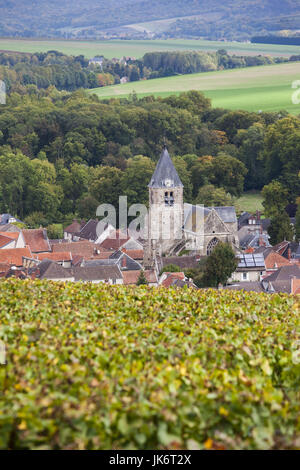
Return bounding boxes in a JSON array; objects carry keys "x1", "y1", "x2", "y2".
[{"x1": 207, "y1": 237, "x2": 220, "y2": 255}]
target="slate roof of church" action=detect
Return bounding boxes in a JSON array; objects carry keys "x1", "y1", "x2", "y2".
[
  {"x1": 148, "y1": 147, "x2": 183, "y2": 189},
  {"x1": 184, "y1": 204, "x2": 237, "y2": 232}
]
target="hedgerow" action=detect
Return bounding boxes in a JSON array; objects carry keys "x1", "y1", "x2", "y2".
[{"x1": 0, "y1": 279, "x2": 299, "y2": 450}]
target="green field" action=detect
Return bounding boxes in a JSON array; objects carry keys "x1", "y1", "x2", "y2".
[
  {"x1": 0, "y1": 38, "x2": 300, "y2": 59},
  {"x1": 235, "y1": 192, "x2": 264, "y2": 214},
  {"x1": 1, "y1": 279, "x2": 299, "y2": 450},
  {"x1": 89, "y1": 62, "x2": 300, "y2": 114}
]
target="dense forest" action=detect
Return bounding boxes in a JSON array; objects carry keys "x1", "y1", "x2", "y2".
[
  {"x1": 0, "y1": 85, "x2": 299, "y2": 244},
  {"x1": 0, "y1": 50, "x2": 290, "y2": 94},
  {"x1": 0, "y1": 0, "x2": 299, "y2": 40},
  {"x1": 252, "y1": 36, "x2": 300, "y2": 46}
]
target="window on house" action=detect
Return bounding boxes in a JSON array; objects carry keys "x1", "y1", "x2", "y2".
[{"x1": 242, "y1": 272, "x2": 248, "y2": 281}]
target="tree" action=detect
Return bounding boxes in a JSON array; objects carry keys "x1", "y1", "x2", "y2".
[
  {"x1": 268, "y1": 212, "x2": 294, "y2": 245},
  {"x1": 122, "y1": 155, "x2": 155, "y2": 207},
  {"x1": 262, "y1": 181, "x2": 289, "y2": 218},
  {"x1": 172, "y1": 156, "x2": 192, "y2": 202},
  {"x1": 89, "y1": 166, "x2": 124, "y2": 209},
  {"x1": 235, "y1": 123, "x2": 266, "y2": 190},
  {"x1": 263, "y1": 116, "x2": 300, "y2": 183},
  {"x1": 47, "y1": 224, "x2": 63, "y2": 239},
  {"x1": 295, "y1": 204, "x2": 300, "y2": 241},
  {"x1": 195, "y1": 184, "x2": 233, "y2": 206},
  {"x1": 136, "y1": 270, "x2": 148, "y2": 286},
  {"x1": 162, "y1": 90, "x2": 211, "y2": 117},
  {"x1": 160, "y1": 264, "x2": 181, "y2": 275},
  {"x1": 215, "y1": 110, "x2": 262, "y2": 141},
  {"x1": 201, "y1": 242, "x2": 238, "y2": 288},
  {"x1": 210, "y1": 153, "x2": 247, "y2": 197}
]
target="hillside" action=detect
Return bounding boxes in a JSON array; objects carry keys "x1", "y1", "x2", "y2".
[
  {"x1": 90, "y1": 62, "x2": 300, "y2": 114},
  {"x1": 0, "y1": 0, "x2": 299, "y2": 40},
  {"x1": 0, "y1": 279, "x2": 299, "y2": 449},
  {"x1": 0, "y1": 38, "x2": 298, "y2": 59}
]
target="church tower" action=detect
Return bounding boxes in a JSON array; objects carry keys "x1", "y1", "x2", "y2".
[{"x1": 144, "y1": 146, "x2": 184, "y2": 268}]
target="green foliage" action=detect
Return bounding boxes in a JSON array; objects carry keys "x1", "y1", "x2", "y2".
[
  {"x1": 235, "y1": 123, "x2": 266, "y2": 190},
  {"x1": 0, "y1": 86, "x2": 299, "y2": 226},
  {"x1": 0, "y1": 279, "x2": 299, "y2": 450},
  {"x1": 160, "y1": 264, "x2": 182, "y2": 275},
  {"x1": 295, "y1": 204, "x2": 300, "y2": 241},
  {"x1": 136, "y1": 270, "x2": 148, "y2": 286},
  {"x1": 268, "y1": 212, "x2": 295, "y2": 245},
  {"x1": 122, "y1": 155, "x2": 155, "y2": 207},
  {"x1": 202, "y1": 243, "x2": 238, "y2": 288},
  {"x1": 46, "y1": 224, "x2": 63, "y2": 240},
  {"x1": 262, "y1": 181, "x2": 289, "y2": 218},
  {"x1": 195, "y1": 184, "x2": 233, "y2": 207}
]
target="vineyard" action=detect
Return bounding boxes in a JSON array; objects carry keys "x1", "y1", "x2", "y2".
[{"x1": 0, "y1": 279, "x2": 299, "y2": 450}]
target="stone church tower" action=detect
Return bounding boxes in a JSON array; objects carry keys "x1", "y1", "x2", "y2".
[{"x1": 143, "y1": 146, "x2": 184, "y2": 268}]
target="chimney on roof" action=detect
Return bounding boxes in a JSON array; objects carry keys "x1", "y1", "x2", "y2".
[
  {"x1": 259, "y1": 224, "x2": 265, "y2": 247},
  {"x1": 122, "y1": 255, "x2": 126, "y2": 269},
  {"x1": 256, "y1": 210, "x2": 261, "y2": 223},
  {"x1": 288, "y1": 248, "x2": 292, "y2": 261}
]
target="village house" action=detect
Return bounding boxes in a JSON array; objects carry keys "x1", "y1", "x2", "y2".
[
  {"x1": 261, "y1": 265, "x2": 300, "y2": 294},
  {"x1": 159, "y1": 271, "x2": 197, "y2": 288},
  {"x1": 122, "y1": 270, "x2": 158, "y2": 286},
  {"x1": 22, "y1": 229, "x2": 51, "y2": 253},
  {"x1": 63, "y1": 219, "x2": 85, "y2": 241},
  {"x1": 0, "y1": 247, "x2": 33, "y2": 268},
  {"x1": 71, "y1": 265, "x2": 123, "y2": 284},
  {"x1": 0, "y1": 231, "x2": 25, "y2": 249},
  {"x1": 0, "y1": 213, "x2": 23, "y2": 225},
  {"x1": 230, "y1": 253, "x2": 266, "y2": 283},
  {"x1": 0, "y1": 234, "x2": 16, "y2": 250}
]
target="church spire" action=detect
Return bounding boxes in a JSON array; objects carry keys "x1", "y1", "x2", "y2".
[{"x1": 148, "y1": 147, "x2": 183, "y2": 189}]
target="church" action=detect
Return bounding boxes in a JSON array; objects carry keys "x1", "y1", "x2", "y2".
[{"x1": 143, "y1": 147, "x2": 239, "y2": 268}]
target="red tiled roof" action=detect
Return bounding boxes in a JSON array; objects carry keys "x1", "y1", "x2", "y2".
[
  {"x1": 52, "y1": 241, "x2": 111, "y2": 260},
  {"x1": 0, "y1": 262, "x2": 10, "y2": 273},
  {"x1": 22, "y1": 229, "x2": 50, "y2": 253},
  {"x1": 64, "y1": 219, "x2": 85, "y2": 234},
  {"x1": 71, "y1": 255, "x2": 84, "y2": 266},
  {"x1": 161, "y1": 272, "x2": 185, "y2": 288},
  {"x1": 35, "y1": 252, "x2": 72, "y2": 262},
  {"x1": 123, "y1": 270, "x2": 157, "y2": 285},
  {"x1": 0, "y1": 247, "x2": 32, "y2": 266},
  {"x1": 121, "y1": 249, "x2": 144, "y2": 259},
  {"x1": 292, "y1": 278, "x2": 300, "y2": 295},
  {"x1": 265, "y1": 251, "x2": 291, "y2": 270},
  {"x1": 0, "y1": 234, "x2": 15, "y2": 248},
  {"x1": 99, "y1": 229, "x2": 130, "y2": 251},
  {"x1": 0, "y1": 231, "x2": 20, "y2": 240}
]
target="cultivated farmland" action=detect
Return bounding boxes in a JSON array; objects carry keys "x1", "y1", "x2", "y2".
[
  {"x1": 90, "y1": 62, "x2": 300, "y2": 114},
  {"x1": 0, "y1": 38, "x2": 299, "y2": 59}
]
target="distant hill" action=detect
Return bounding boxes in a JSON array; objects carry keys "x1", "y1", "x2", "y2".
[{"x1": 0, "y1": 0, "x2": 300, "y2": 40}]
